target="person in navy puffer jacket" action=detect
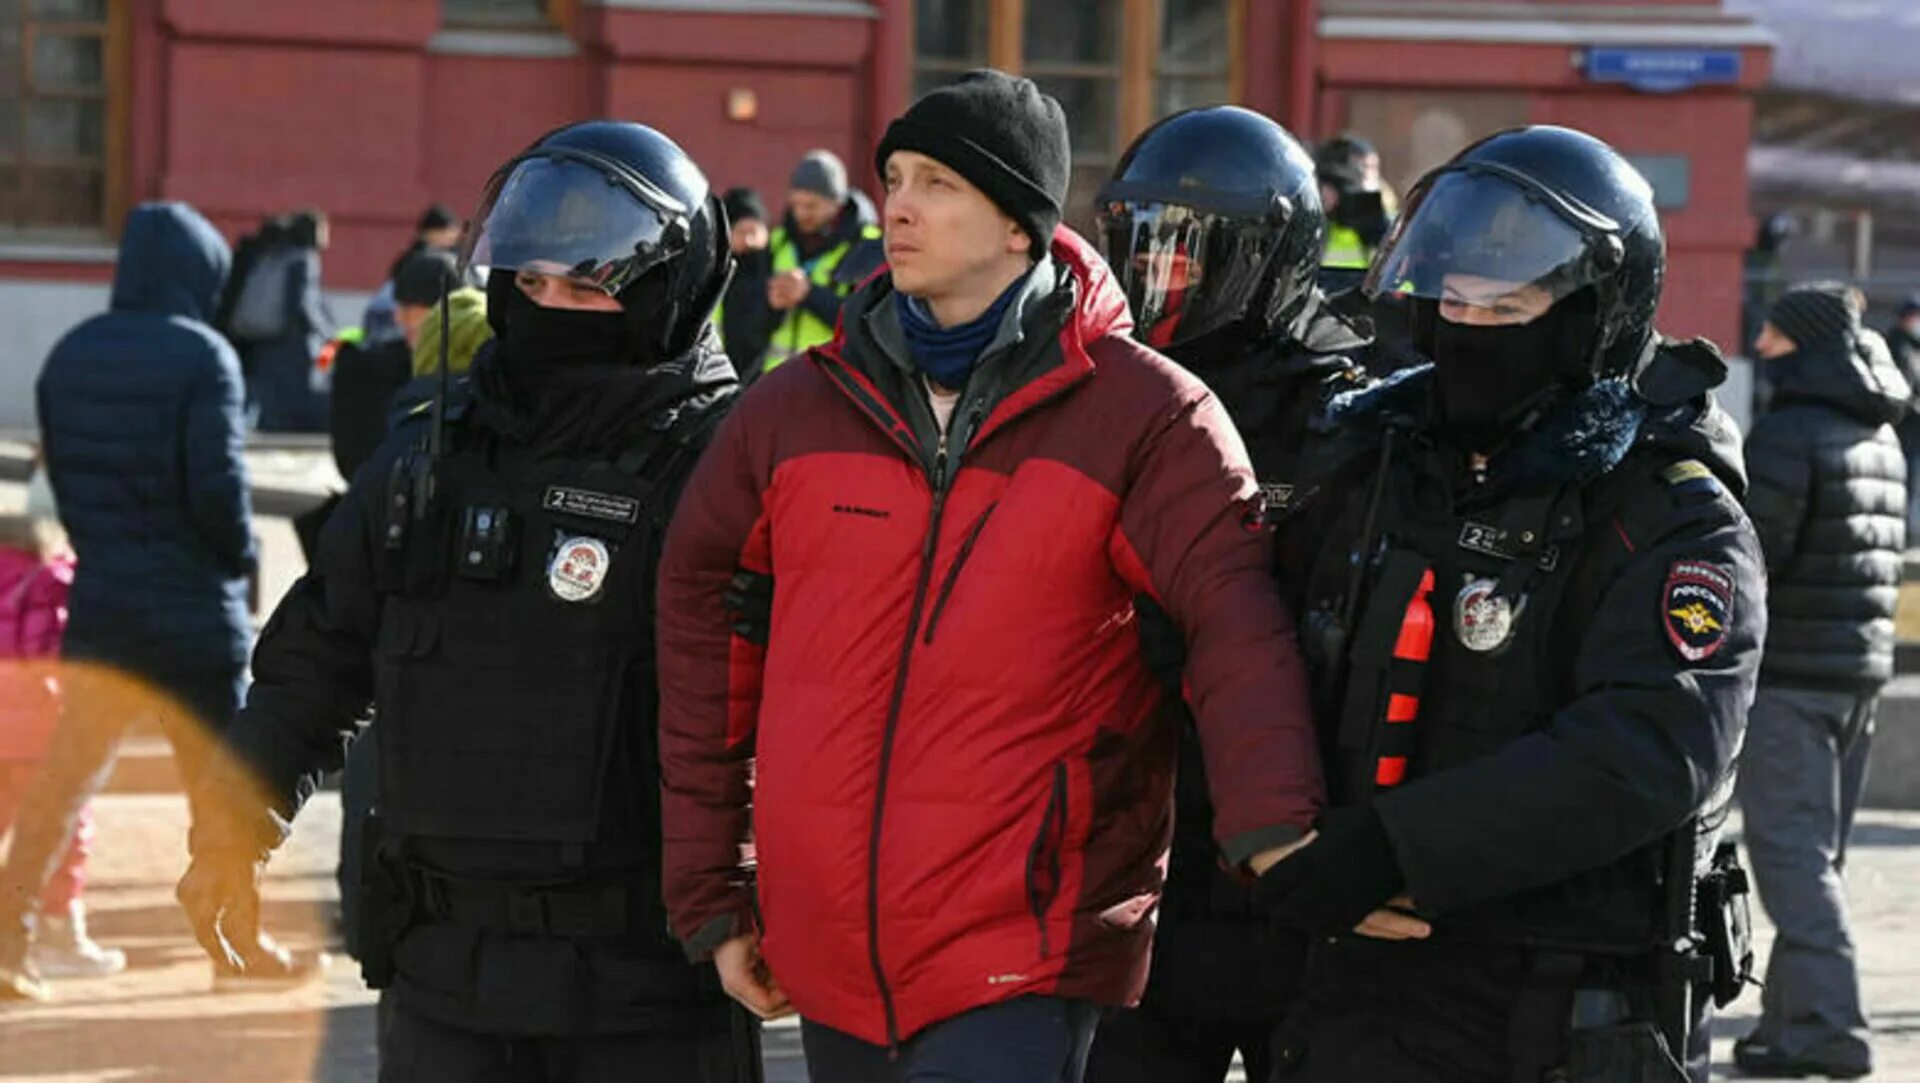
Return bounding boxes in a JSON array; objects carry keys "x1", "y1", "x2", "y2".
[{"x1": 0, "y1": 202, "x2": 321, "y2": 1001}]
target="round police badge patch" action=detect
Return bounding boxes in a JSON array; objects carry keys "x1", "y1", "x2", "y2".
[
  {"x1": 1454, "y1": 577, "x2": 1520, "y2": 653},
  {"x1": 549, "y1": 536, "x2": 611, "y2": 603},
  {"x1": 1664, "y1": 560, "x2": 1734, "y2": 662}
]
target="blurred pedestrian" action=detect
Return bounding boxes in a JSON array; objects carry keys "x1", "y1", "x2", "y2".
[
  {"x1": 717, "y1": 186, "x2": 775, "y2": 379},
  {"x1": 407, "y1": 251, "x2": 492, "y2": 379},
  {"x1": 228, "y1": 207, "x2": 335, "y2": 432},
  {"x1": 755, "y1": 149, "x2": 882, "y2": 376},
  {"x1": 1883, "y1": 294, "x2": 1920, "y2": 532},
  {"x1": 0, "y1": 202, "x2": 321, "y2": 1002},
  {"x1": 1734, "y1": 283, "x2": 1907, "y2": 1081},
  {"x1": 0, "y1": 477, "x2": 123, "y2": 983},
  {"x1": 1316, "y1": 134, "x2": 1392, "y2": 273},
  {"x1": 363, "y1": 204, "x2": 466, "y2": 346}
]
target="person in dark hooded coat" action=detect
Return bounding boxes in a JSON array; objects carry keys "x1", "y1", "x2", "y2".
[
  {"x1": 1732, "y1": 282, "x2": 1907, "y2": 1081},
  {"x1": 1, "y1": 202, "x2": 319, "y2": 1001}
]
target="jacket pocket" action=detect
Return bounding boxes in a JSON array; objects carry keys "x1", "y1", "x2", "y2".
[
  {"x1": 1024, "y1": 761, "x2": 1069, "y2": 959},
  {"x1": 923, "y1": 502, "x2": 997, "y2": 645}
]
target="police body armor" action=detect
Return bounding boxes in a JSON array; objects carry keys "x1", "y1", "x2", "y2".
[{"x1": 361, "y1": 389, "x2": 728, "y2": 975}]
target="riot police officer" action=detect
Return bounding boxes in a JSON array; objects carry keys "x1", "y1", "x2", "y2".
[
  {"x1": 1084, "y1": 105, "x2": 1368, "y2": 1083},
  {"x1": 1256, "y1": 126, "x2": 1763, "y2": 1083},
  {"x1": 175, "y1": 121, "x2": 760, "y2": 1081}
]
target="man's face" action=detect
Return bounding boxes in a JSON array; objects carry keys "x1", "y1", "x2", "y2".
[
  {"x1": 421, "y1": 225, "x2": 462, "y2": 250},
  {"x1": 730, "y1": 217, "x2": 769, "y2": 255},
  {"x1": 1902, "y1": 313, "x2": 1920, "y2": 338},
  {"x1": 787, "y1": 190, "x2": 838, "y2": 236},
  {"x1": 514, "y1": 268, "x2": 623, "y2": 312},
  {"x1": 394, "y1": 302, "x2": 431, "y2": 348},
  {"x1": 1437, "y1": 274, "x2": 1555, "y2": 327},
  {"x1": 881, "y1": 150, "x2": 1027, "y2": 300},
  {"x1": 1754, "y1": 321, "x2": 1797, "y2": 361}
]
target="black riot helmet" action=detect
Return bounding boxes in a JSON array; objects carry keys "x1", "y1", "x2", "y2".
[
  {"x1": 1363, "y1": 125, "x2": 1666, "y2": 386},
  {"x1": 461, "y1": 120, "x2": 731, "y2": 362},
  {"x1": 1094, "y1": 106, "x2": 1325, "y2": 351}
]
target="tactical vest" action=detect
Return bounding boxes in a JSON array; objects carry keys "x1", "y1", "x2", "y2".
[
  {"x1": 762, "y1": 223, "x2": 882, "y2": 372},
  {"x1": 1296, "y1": 432, "x2": 1732, "y2": 953},
  {"x1": 372, "y1": 398, "x2": 723, "y2": 852}
]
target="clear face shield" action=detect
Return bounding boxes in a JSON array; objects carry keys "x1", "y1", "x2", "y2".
[
  {"x1": 461, "y1": 149, "x2": 692, "y2": 299},
  {"x1": 1095, "y1": 197, "x2": 1290, "y2": 350},
  {"x1": 1362, "y1": 167, "x2": 1623, "y2": 329}
]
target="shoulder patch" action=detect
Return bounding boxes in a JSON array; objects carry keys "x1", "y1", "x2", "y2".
[
  {"x1": 1664, "y1": 560, "x2": 1735, "y2": 663},
  {"x1": 1661, "y1": 458, "x2": 1722, "y2": 498}
]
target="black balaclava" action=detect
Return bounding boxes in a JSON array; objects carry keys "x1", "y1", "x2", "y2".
[
  {"x1": 487, "y1": 269, "x2": 632, "y2": 381},
  {"x1": 1412, "y1": 290, "x2": 1594, "y2": 450}
]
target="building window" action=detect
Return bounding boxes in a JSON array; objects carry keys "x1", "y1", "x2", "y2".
[
  {"x1": 0, "y1": 0, "x2": 120, "y2": 238},
  {"x1": 911, "y1": 0, "x2": 1239, "y2": 229},
  {"x1": 441, "y1": 0, "x2": 555, "y2": 29}
]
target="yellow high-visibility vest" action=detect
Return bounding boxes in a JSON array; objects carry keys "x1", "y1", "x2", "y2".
[
  {"x1": 1323, "y1": 223, "x2": 1373, "y2": 271},
  {"x1": 762, "y1": 223, "x2": 882, "y2": 372}
]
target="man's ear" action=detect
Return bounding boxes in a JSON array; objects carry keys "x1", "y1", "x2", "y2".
[{"x1": 1007, "y1": 217, "x2": 1032, "y2": 257}]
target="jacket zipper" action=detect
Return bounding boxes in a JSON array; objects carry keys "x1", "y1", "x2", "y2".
[
  {"x1": 922, "y1": 499, "x2": 997, "y2": 645},
  {"x1": 864, "y1": 406, "x2": 984, "y2": 1051},
  {"x1": 816, "y1": 350, "x2": 1077, "y2": 1051},
  {"x1": 1024, "y1": 761, "x2": 1069, "y2": 959}
]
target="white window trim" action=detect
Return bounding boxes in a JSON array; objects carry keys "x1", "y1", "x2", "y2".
[
  {"x1": 1321, "y1": 15, "x2": 1775, "y2": 49},
  {"x1": 428, "y1": 28, "x2": 580, "y2": 57},
  {"x1": 0, "y1": 242, "x2": 118, "y2": 264}
]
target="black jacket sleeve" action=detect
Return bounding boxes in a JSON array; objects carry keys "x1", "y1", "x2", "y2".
[
  {"x1": 189, "y1": 451, "x2": 389, "y2": 859},
  {"x1": 1742, "y1": 411, "x2": 1812, "y2": 576},
  {"x1": 1374, "y1": 488, "x2": 1765, "y2": 912}
]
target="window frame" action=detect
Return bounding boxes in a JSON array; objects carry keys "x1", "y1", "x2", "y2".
[
  {"x1": 0, "y1": 0, "x2": 126, "y2": 240},
  {"x1": 909, "y1": 0, "x2": 1243, "y2": 162}
]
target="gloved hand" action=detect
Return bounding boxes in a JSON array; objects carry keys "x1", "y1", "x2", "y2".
[
  {"x1": 724, "y1": 569, "x2": 774, "y2": 647},
  {"x1": 177, "y1": 850, "x2": 266, "y2": 972},
  {"x1": 1255, "y1": 805, "x2": 1408, "y2": 936}
]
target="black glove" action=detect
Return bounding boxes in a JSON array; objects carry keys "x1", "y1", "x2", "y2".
[
  {"x1": 1133, "y1": 595, "x2": 1186, "y2": 694},
  {"x1": 1255, "y1": 805, "x2": 1405, "y2": 936},
  {"x1": 724, "y1": 569, "x2": 774, "y2": 646}
]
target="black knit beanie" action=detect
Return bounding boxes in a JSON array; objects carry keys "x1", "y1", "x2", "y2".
[
  {"x1": 875, "y1": 69, "x2": 1070, "y2": 253},
  {"x1": 1768, "y1": 282, "x2": 1858, "y2": 352},
  {"x1": 722, "y1": 187, "x2": 767, "y2": 226}
]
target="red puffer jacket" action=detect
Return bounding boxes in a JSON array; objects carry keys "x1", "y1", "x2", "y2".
[
  {"x1": 658, "y1": 229, "x2": 1321, "y2": 1046},
  {"x1": 0, "y1": 543, "x2": 73, "y2": 761}
]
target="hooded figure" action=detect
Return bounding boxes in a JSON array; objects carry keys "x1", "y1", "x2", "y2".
[
  {"x1": 4, "y1": 203, "x2": 319, "y2": 1005},
  {"x1": 38, "y1": 202, "x2": 255, "y2": 669}
]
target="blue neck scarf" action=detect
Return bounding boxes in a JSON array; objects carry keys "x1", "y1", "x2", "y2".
[{"x1": 895, "y1": 272, "x2": 1028, "y2": 389}]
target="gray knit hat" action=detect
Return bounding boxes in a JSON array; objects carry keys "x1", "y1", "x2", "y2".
[{"x1": 789, "y1": 150, "x2": 848, "y2": 203}]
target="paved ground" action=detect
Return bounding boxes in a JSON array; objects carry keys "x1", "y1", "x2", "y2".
[{"x1": 3, "y1": 789, "x2": 1917, "y2": 1081}]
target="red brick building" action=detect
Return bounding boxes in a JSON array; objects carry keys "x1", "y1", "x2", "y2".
[{"x1": 0, "y1": 0, "x2": 1770, "y2": 424}]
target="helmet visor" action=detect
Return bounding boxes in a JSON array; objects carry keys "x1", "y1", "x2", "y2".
[
  {"x1": 1096, "y1": 200, "x2": 1276, "y2": 350},
  {"x1": 1362, "y1": 170, "x2": 1610, "y2": 325},
  {"x1": 463, "y1": 154, "x2": 686, "y2": 296}
]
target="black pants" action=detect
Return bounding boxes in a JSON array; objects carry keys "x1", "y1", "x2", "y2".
[
  {"x1": 378, "y1": 995, "x2": 763, "y2": 1083},
  {"x1": 1084, "y1": 1007, "x2": 1277, "y2": 1083},
  {"x1": 1274, "y1": 938, "x2": 1706, "y2": 1083},
  {"x1": 801, "y1": 996, "x2": 1099, "y2": 1083}
]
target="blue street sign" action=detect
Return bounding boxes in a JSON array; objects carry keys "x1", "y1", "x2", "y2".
[{"x1": 1583, "y1": 47, "x2": 1743, "y2": 94}]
